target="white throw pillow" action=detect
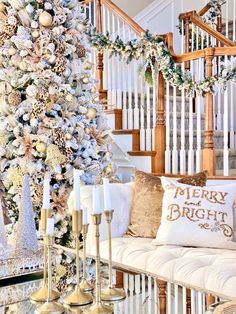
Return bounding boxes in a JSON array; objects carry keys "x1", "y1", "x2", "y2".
[{"x1": 152, "y1": 177, "x2": 236, "y2": 249}]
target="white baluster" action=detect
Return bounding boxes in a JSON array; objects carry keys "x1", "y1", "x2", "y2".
[
  {"x1": 201, "y1": 30, "x2": 204, "y2": 50},
  {"x1": 116, "y1": 18, "x2": 122, "y2": 109},
  {"x1": 182, "y1": 287, "x2": 187, "y2": 314},
  {"x1": 180, "y1": 66, "x2": 186, "y2": 174},
  {"x1": 127, "y1": 29, "x2": 133, "y2": 130},
  {"x1": 167, "y1": 282, "x2": 172, "y2": 314},
  {"x1": 196, "y1": 58, "x2": 202, "y2": 172},
  {"x1": 181, "y1": 20, "x2": 184, "y2": 54},
  {"x1": 111, "y1": 13, "x2": 117, "y2": 108},
  {"x1": 165, "y1": 81, "x2": 171, "y2": 173},
  {"x1": 146, "y1": 84, "x2": 152, "y2": 151},
  {"x1": 147, "y1": 276, "x2": 152, "y2": 314},
  {"x1": 224, "y1": 80, "x2": 229, "y2": 176},
  {"x1": 154, "y1": 279, "x2": 158, "y2": 314},
  {"x1": 135, "y1": 275, "x2": 141, "y2": 314},
  {"x1": 233, "y1": 0, "x2": 236, "y2": 42},
  {"x1": 226, "y1": 0, "x2": 229, "y2": 38},
  {"x1": 191, "y1": 23, "x2": 195, "y2": 51},
  {"x1": 142, "y1": 274, "x2": 146, "y2": 303},
  {"x1": 129, "y1": 274, "x2": 135, "y2": 314},
  {"x1": 88, "y1": 1, "x2": 92, "y2": 24},
  {"x1": 93, "y1": 0, "x2": 96, "y2": 28},
  {"x1": 172, "y1": 85, "x2": 178, "y2": 174},
  {"x1": 188, "y1": 95, "x2": 194, "y2": 175},
  {"x1": 198, "y1": 292, "x2": 203, "y2": 314},
  {"x1": 140, "y1": 78, "x2": 145, "y2": 151},
  {"x1": 133, "y1": 38, "x2": 140, "y2": 130},
  {"x1": 230, "y1": 56, "x2": 235, "y2": 148},
  {"x1": 174, "y1": 284, "x2": 179, "y2": 314},
  {"x1": 196, "y1": 26, "x2": 199, "y2": 50},
  {"x1": 152, "y1": 73, "x2": 157, "y2": 151},
  {"x1": 122, "y1": 22, "x2": 128, "y2": 129},
  {"x1": 191, "y1": 290, "x2": 196, "y2": 314}
]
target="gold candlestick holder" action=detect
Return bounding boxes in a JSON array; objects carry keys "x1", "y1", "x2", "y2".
[
  {"x1": 35, "y1": 236, "x2": 64, "y2": 314},
  {"x1": 31, "y1": 209, "x2": 60, "y2": 302},
  {"x1": 83, "y1": 214, "x2": 113, "y2": 314},
  {"x1": 101, "y1": 210, "x2": 126, "y2": 302},
  {"x1": 64, "y1": 211, "x2": 93, "y2": 306},
  {"x1": 79, "y1": 224, "x2": 94, "y2": 292}
]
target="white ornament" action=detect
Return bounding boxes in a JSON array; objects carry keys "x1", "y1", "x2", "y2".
[
  {"x1": 26, "y1": 4, "x2": 34, "y2": 13},
  {"x1": 8, "y1": 16, "x2": 17, "y2": 26},
  {"x1": 0, "y1": 82, "x2": 12, "y2": 94},
  {"x1": 9, "y1": 0, "x2": 25, "y2": 10},
  {"x1": 66, "y1": 94, "x2": 74, "y2": 102},
  {"x1": 48, "y1": 54, "x2": 56, "y2": 64},
  {"x1": 20, "y1": 50, "x2": 28, "y2": 57},
  {"x1": 44, "y1": 2, "x2": 52, "y2": 10},
  {"x1": 86, "y1": 107, "x2": 97, "y2": 119},
  {"x1": 39, "y1": 11, "x2": 53, "y2": 27},
  {"x1": 31, "y1": 21, "x2": 39, "y2": 29},
  {"x1": 32, "y1": 30, "x2": 40, "y2": 38},
  {"x1": 26, "y1": 85, "x2": 38, "y2": 97},
  {"x1": 18, "y1": 8, "x2": 31, "y2": 27}
]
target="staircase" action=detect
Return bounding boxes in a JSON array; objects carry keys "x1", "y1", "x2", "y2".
[{"x1": 84, "y1": 0, "x2": 236, "y2": 179}]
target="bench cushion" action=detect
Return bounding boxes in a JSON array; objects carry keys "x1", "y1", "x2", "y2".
[{"x1": 88, "y1": 237, "x2": 236, "y2": 300}]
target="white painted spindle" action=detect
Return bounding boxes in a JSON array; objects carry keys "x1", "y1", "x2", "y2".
[
  {"x1": 165, "y1": 81, "x2": 171, "y2": 173},
  {"x1": 172, "y1": 85, "x2": 178, "y2": 174}
]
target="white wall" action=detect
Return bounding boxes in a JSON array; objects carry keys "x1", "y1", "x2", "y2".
[
  {"x1": 113, "y1": 0, "x2": 154, "y2": 18},
  {"x1": 134, "y1": 0, "x2": 208, "y2": 53}
]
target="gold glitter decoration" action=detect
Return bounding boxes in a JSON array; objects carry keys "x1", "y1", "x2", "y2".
[
  {"x1": 45, "y1": 144, "x2": 66, "y2": 166},
  {"x1": 7, "y1": 167, "x2": 24, "y2": 187},
  {"x1": 8, "y1": 91, "x2": 21, "y2": 106}
]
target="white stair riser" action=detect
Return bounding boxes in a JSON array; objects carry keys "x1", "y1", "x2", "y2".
[
  {"x1": 128, "y1": 156, "x2": 152, "y2": 173},
  {"x1": 112, "y1": 134, "x2": 133, "y2": 154}
]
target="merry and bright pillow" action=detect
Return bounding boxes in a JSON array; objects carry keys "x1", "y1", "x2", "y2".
[{"x1": 152, "y1": 177, "x2": 236, "y2": 249}]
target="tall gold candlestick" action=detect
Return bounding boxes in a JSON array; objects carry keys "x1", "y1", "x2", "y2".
[
  {"x1": 31, "y1": 209, "x2": 59, "y2": 302},
  {"x1": 83, "y1": 214, "x2": 113, "y2": 314},
  {"x1": 101, "y1": 210, "x2": 126, "y2": 302},
  {"x1": 35, "y1": 236, "x2": 64, "y2": 314},
  {"x1": 64, "y1": 211, "x2": 93, "y2": 306},
  {"x1": 79, "y1": 224, "x2": 94, "y2": 292}
]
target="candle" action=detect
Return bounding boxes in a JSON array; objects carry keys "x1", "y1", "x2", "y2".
[
  {"x1": 103, "y1": 178, "x2": 112, "y2": 211},
  {"x1": 93, "y1": 185, "x2": 102, "y2": 214},
  {"x1": 74, "y1": 169, "x2": 83, "y2": 211},
  {"x1": 46, "y1": 218, "x2": 54, "y2": 235},
  {"x1": 83, "y1": 207, "x2": 88, "y2": 225},
  {"x1": 42, "y1": 175, "x2": 50, "y2": 209}
]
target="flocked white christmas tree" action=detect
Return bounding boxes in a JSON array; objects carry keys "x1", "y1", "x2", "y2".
[
  {"x1": 15, "y1": 175, "x2": 38, "y2": 252},
  {"x1": 0, "y1": 0, "x2": 113, "y2": 246},
  {"x1": 0, "y1": 199, "x2": 7, "y2": 249}
]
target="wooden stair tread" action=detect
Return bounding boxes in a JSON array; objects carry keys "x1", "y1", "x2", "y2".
[
  {"x1": 128, "y1": 151, "x2": 157, "y2": 157},
  {"x1": 113, "y1": 129, "x2": 140, "y2": 135},
  {"x1": 105, "y1": 109, "x2": 122, "y2": 114}
]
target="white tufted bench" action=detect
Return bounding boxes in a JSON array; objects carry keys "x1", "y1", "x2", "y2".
[{"x1": 68, "y1": 179, "x2": 236, "y2": 310}]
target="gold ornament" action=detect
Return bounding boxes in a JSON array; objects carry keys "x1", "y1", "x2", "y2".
[
  {"x1": 46, "y1": 102, "x2": 53, "y2": 112},
  {"x1": 104, "y1": 165, "x2": 112, "y2": 175},
  {"x1": 85, "y1": 62, "x2": 93, "y2": 70},
  {"x1": 8, "y1": 47, "x2": 17, "y2": 56},
  {"x1": 0, "y1": 132, "x2": 7, "y2": 145},
  {"x1": 84, "y1": 127, "x2": 91, "y2": 134},
  {"x1": 8, "y1": 91, "x2": 21, "y2": 106},
  {"x1": 7, "y1": 167, "x2": 24, "y2": 188},
  {"x1": 0, "y1": 3, "x2": 5, "y2": 12},
  {"x1": 45, "y1": 144, "x2": 66, "y2": 166},
  {"x1": 76, "y1": 44, "x2": 86, "y2": 58},
  {"x1": 39, "y1": 11, "x2": 53, "y2": 27},
  {"x1": 32, "y1": 30, "x2": 40, "y2": 38},
  {"x1": 65, "y1": 94, "x2": 74, "y2": 102},
  {"x1": 65, "y1": 133, "x2": 72, "y2": 140},
  {"x1": 36, "y1": 142, "x2": 47, "y2": 153},
  {"x1": 82, "y1": 77, "x2": 89, "y2": 84},
  {"x1": 86, "y1": 107, "x2": 97, "y2": 120},
  {"x1": 55, "y1": 173, "x2": 63, "y2": 181}
]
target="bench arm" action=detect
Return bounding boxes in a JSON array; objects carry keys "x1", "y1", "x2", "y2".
[{"x1": 67, "y1": 182, "x2": 134, "y2": 252}]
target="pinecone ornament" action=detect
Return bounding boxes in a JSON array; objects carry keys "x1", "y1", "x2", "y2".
[
  {"x1": 53, "y1": 56, "x2": 67, "y2": 74},
  {"x1": 8, "y1": 91, "x2": 21, "y2": 106},
  {"x1": 30, "y1": 102, "x2": 46, "y2": 119},
  {"x1": 76, "y1": 44, "x2": 86, "y2": 58}
]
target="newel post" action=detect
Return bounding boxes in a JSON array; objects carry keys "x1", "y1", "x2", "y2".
[
  {"x1": 154, "y1": 72, "x2": 166, "y2": 173},
  {"x1": 202, "y1": 48, "x2": 216, "y2": 176},
  {"x1": 95, "y1": 0, "x2": 107, "y2": 100}
]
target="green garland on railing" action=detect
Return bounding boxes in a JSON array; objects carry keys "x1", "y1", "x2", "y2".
[{"x1": 88, "y1": 28, "x2": 236, "y2": 96}]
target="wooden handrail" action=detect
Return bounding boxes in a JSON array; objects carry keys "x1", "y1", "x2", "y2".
[
  {"x1": 179, "y1": 11, "x2": 235, "y2": 47},
  {"x1": 198, "y1": 2, "x2": 211, "y2": 16}
]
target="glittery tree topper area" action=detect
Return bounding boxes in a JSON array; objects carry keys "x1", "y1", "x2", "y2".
[{"x1": 0, "y1": 0, "x2": 113, "y2": 247}]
